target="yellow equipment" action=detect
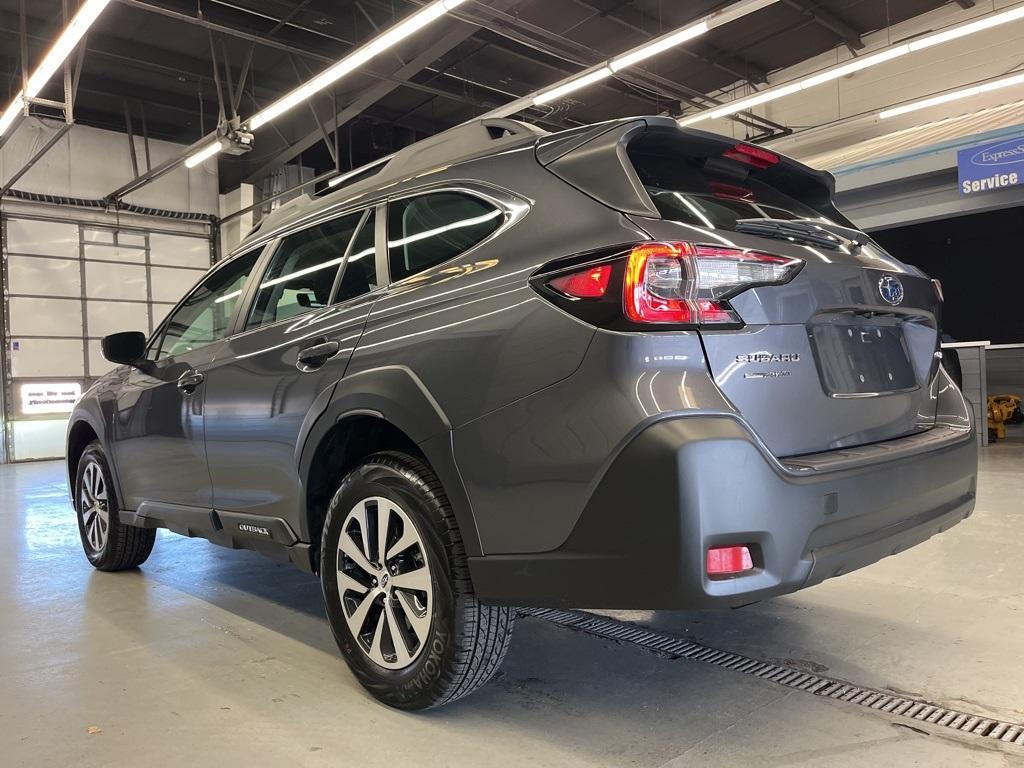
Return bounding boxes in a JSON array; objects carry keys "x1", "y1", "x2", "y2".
[{"x1": 988, "y1": 395, "x2": 1022, "y2": 441}]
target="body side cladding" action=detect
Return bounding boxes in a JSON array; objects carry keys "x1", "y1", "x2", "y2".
[{"x1": 296, "y1": 365, "x2": 483, "y2": 556}]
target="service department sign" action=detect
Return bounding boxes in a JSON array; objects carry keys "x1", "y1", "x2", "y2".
[{"x1": 957, "y1": 136, "x2": 1024, "y2": 196}]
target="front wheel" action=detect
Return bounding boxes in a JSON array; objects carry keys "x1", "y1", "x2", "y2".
[
  {"x1": 320, "y1": 452, "x2": 514, "y2": 709},
  {"x1": 75, "y1": 442, "x2": 156, "y2": 571}
]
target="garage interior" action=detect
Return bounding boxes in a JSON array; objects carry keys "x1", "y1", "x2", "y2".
[{"x1": 1, "y1": 0, "x2": 1023, "y2": 765}]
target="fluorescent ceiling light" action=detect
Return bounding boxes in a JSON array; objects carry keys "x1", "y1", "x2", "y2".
[
  {"x1": 534, "y1": 68, "x2": 613, "y2": 105},
  {"x1": 908, "y1": 4, "x2": 1024, "y2": 51},
  {"x1": 477, "y1": 0, "x2": 778, "y2": 118},
  {"x1": 678, "y1": 2, "x2": 1024, "y2": 126},
  {"x1": 880, "y1": 72, "x2": 1024, "y2": 118},
  {"x1": 25, "y1": 0, "x2": 111, "y2": 97},
  {"x1": 185, "y1": 140, "x2": 223, "y2": 168},
  {"x1": 0, "y1": 92, "x2": 23, "y2": 138},
  {"x1": 797, "y1": 45, "x2": 910, "y2": 89},
  {"x1": 609, "y1": 22, "x2": 709, "y2": 72},
  {"x1": 0, "y1": 0, "x2": 111, "y2": 139},
  {"x1": 248, "y1": 0, "x2": 463, "y2": 130}
]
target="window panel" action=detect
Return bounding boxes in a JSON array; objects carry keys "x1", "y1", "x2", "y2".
[
  {"x1": 247, "y1": 213, "x2": 361, "y2": 329},
  {"x1": 387, "y1": 193, "x2": 502, "y2": 282},
  {"x1": 86, "y1": 300, "x2": 149, "y2": 338},
  {"x1": 7, "y1": 255, "x2": 81, "y2": 297},
  {"x1": 150, "y1": 233, "x2": 212, "y2": 268},
  {"x1": 10, "y1": 297, "x2": 83, "y2": 336},
  {"x1": 5, "y1": 218, "x2": 79, "y2": 256},
  {"x1": 150, "y1": 266, "x2": 205, "y2": 302},
  {"x1": 9, "y1": 338, "x2": 85, "y2": 377},
  {"x1": 85, "y1": 261, "x2": 147, "y2": 300},
  {"x1": 332, "y1": 210, "x2": 379, "y2": 304},
  {"x1": 83, "y1": 243, "x2": 146, "y2": 264},
  {"x1": 156, "y1": 250, "x2": 258, "y2": 359}
]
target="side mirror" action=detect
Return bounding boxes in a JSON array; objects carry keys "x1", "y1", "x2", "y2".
[{"x1": 101, "y1": 331, "x2": 148, "y2": 367}]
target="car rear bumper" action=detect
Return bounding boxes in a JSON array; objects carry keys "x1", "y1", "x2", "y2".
[{"x1": 469, "y1": 414, "x2": 977, "y2": 609}]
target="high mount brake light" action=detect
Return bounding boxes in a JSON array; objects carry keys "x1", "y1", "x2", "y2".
[
  {"x1": 624, "y1": 242, "x2": 802, "y2": 326},
  {"x1": 722, "y1": 143, "x2": 779, "y2": 170}
]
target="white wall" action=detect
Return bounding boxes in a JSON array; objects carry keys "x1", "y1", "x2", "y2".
[
  {"x1": 689, "y1": 1, "x2": 1024, "y2": 163},
  {"x1": 0, "y1": 117, "x2": 219, "y2": 214}
]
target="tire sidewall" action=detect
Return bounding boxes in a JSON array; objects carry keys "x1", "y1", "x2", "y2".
[
  {"x1": 320, "y1": 459, "x2": 461, "y2": 709},
  {"x1": 75, "y1": 443, "x2": 116, "y2": 567}
]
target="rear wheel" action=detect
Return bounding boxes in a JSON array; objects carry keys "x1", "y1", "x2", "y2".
[
  {"x1": 75, "y1": 442, "x2": 156, "y2": 571},
  {"x1": 320, "y1": 451, "x2": 514, "y2": 709}
]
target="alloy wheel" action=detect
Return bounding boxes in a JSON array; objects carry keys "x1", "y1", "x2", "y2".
[
  {"x1": 80, "y1": 460, "x2": 110, "y2": 553},
  {"x1": 336, "y1": 496, "x2": 433, "y2": 670}
]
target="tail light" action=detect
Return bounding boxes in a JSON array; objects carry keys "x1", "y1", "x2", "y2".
[
  {"x1": 538, "y1": 241, "x2": 802, "y2": 330},
  {"x1": 548, "y1": 264, "x2": 611, "y2": 298},
  {"x1": 624, "y1": 242, "x2": 801, "y2": 326}
]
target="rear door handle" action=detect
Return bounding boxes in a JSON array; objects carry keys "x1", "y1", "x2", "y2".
[
  {"x1": 297, "y1": 340, "x2": 340, "y2": 370},
  {"x1": 177, "y1": 371, "x2": 205, "y2": 394}
]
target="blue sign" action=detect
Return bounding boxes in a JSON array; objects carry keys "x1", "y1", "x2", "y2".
[{"x1": 958, "y1": 136, "x2": 1024, "y2": 196}]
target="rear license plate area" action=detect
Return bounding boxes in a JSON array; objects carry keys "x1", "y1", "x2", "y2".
[{"x1": 810, "y1": 322, "x2": 917, "y2": 396}]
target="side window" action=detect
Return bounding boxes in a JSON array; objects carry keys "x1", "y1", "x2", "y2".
[
  {"x1": 332, "y1": 210, "x2": 378, "y2": 303},
  {"x1": 246, "y1": 213, "x2": 361, "y2": 329},
  {"x1": 155, "y1": 250, "x2": 259, "y2": 359},
  {"x1": 387, "y1": 192, "x2": 503, "y2": 282}
]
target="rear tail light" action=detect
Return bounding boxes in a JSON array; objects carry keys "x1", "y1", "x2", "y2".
[
  {"x1": 537, "y1": 241, "x2": 801, "y2": 330},
  {"x1": 706, "y1": 545, "x2": 754, "y2": 576},
  {"x1": 624, "y1": 242, "x2": 802, "y2": 326},
  {"x1": 548, "y1": 264, "x2": 612, "y2": 298}
]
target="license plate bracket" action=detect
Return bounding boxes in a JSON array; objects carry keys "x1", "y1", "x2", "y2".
[{"x1": 810, "y1": 322, "x2": 917, "y2": 396}]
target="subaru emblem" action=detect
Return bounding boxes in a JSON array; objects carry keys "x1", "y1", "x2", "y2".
[{"x1": 878, "y1": 275, "x2": 904, "y2": 306}]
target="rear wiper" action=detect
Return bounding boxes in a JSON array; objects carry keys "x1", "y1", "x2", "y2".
[{"x1": 735, "y1": 218, "x2": 846, "y2": 251}]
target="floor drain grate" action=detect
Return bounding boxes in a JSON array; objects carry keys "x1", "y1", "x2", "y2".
[{"x1": 523, "y1": 607, "x2": 1024, "y2": 746}]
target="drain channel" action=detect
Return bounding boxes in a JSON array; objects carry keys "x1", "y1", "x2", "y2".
[{"x1": 523, "y1": 607, "x2": 1024, "y2": 747}]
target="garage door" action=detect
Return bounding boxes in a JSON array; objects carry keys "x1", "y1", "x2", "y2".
[{"x1": 1, "y1": 211, "x2": 214, "y2": 461}]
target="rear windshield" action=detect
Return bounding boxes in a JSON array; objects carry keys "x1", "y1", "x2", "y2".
[{"x1": 630, "y1": 150, "x2": 827, "y2": 231}]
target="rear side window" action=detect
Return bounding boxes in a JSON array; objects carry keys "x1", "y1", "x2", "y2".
[
  {"x1": 629, "y1": 149, "x2": 824, "y2": 231},
  {"x1": 247, "y1": 213, "x2": 361, "y2": 329},
  {"x1": 387, "y1": 192, "x2": 503, "y2": 282},
  {"x1": 333, "y1": 210, "x2": 378, "y2": 303}
]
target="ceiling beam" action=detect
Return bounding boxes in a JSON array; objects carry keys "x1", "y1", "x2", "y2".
[
  {"x1": 567, "y1": 0, "x2": 768, "y2": 85},
  {"x1": 781, "y1": 0, "x2": 864, "y2": 52},
  {"x1": 243, "y1": 21, "x2": 487, "y2": 182}
]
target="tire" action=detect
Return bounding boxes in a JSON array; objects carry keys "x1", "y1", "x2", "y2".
[
  {"x1": 75, "y1": 441, "x2": 156, "y2": 571},
  {"x1": 320, "y1": 451, "x2": 514, "y2": 710}
]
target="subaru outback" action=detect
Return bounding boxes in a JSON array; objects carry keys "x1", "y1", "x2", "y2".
[{"x1": 67, "y1": 116, "x2": 977, "y2": 709}]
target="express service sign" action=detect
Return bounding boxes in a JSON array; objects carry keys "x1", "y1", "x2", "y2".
[{"x1": 957, "y1": 136, "x2": 1024, "y2": 196}]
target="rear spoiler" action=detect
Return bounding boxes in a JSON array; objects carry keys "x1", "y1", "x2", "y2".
[{"x1": 534, "y1": 116, "x2": 853, "y2": 227}]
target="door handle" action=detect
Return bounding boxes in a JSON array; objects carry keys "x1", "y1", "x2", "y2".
[
  {"x1": 177, "y1": 371, "x2": 205, "y2": 394},
  {"x1": 296, "y1": 340, "x2": 340, "y2": 370}
]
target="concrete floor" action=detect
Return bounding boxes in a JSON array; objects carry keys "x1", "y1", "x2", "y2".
[{"x1": 2, "y1": 438, "x2": 1023, "y2": 767}]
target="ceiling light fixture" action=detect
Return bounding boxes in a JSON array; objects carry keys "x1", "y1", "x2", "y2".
[
  {"x1": 247, "y1": 0, "x2": 467, "y2": 131},
  {"x1": 482, "y1": 0, "x2": 780, "y2": 118},
  {"x1": 185, "y1": 140, "x2": 224, "y2": 168},
  {"x1": 678, "y1": 2, "x2": 1024, "y2": 127},
  {"x1": 0, "y1": 0, "x2": 112, "y2": 139},
  {"x1": 879, "y1": 71, "x2": 1024, "y2": 118}
]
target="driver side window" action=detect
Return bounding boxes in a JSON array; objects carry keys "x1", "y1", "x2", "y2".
[{"x1": 153, "y1": 250, "x2": 259, "y2": 360}]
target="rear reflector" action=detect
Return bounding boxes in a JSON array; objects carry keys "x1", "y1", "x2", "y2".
[
  {"x1": 548, "y1": 264, "x2": 612, "y2": 298},
  {"x1": 706, "y1": 545, "x2": 754, "y2": 576}
]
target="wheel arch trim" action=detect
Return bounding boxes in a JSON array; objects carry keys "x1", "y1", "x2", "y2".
[{"x1": 296, "y1": 365, "x2": 482, "y2": 557}]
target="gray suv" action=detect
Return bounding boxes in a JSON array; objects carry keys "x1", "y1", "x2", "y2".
[{"x1": 67, "y1": 116, "x2": 978, "y2": 709}]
